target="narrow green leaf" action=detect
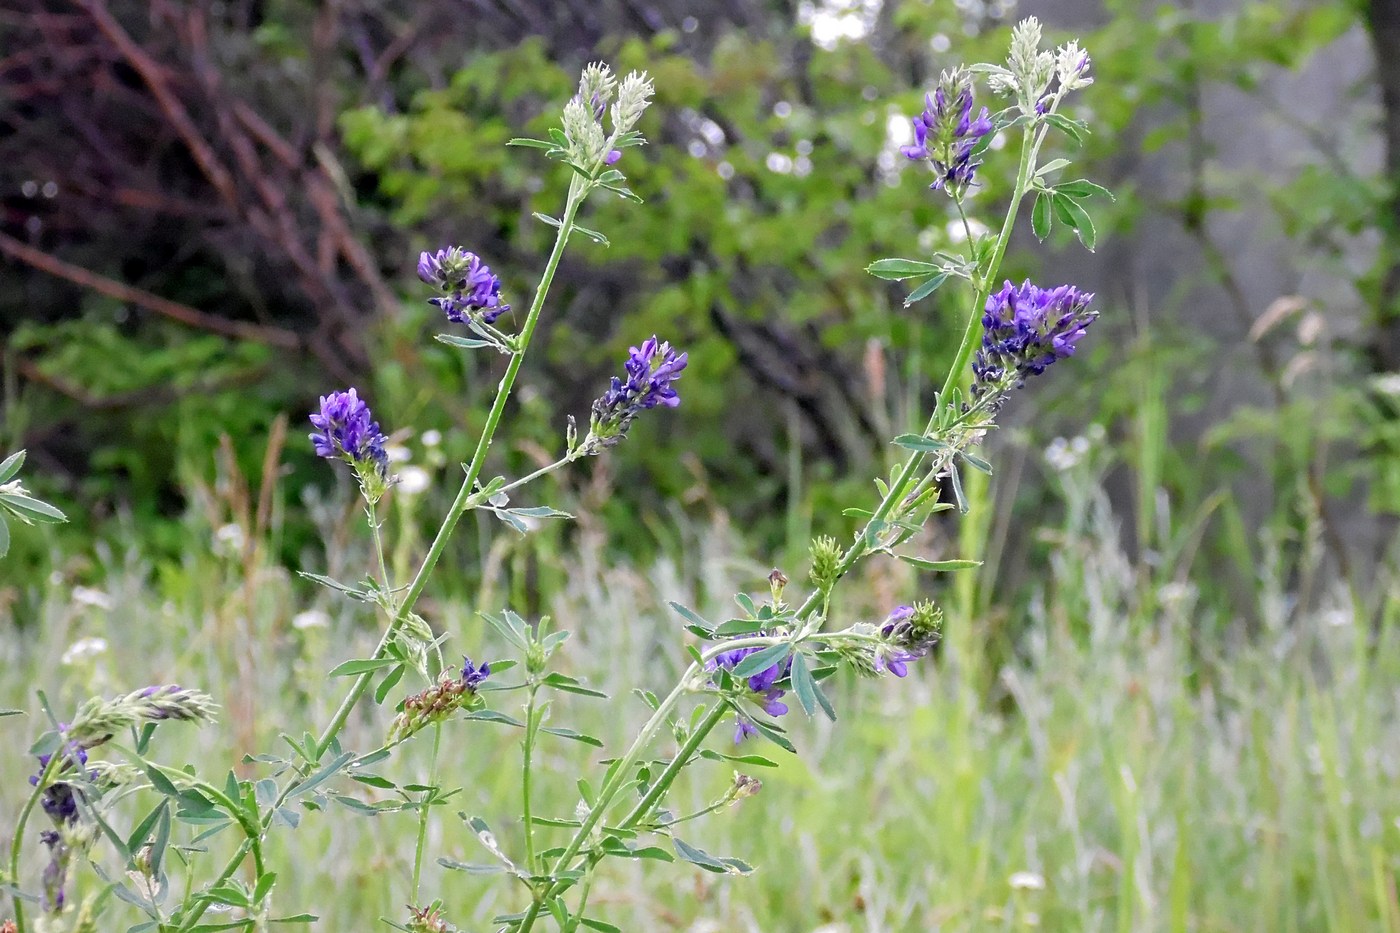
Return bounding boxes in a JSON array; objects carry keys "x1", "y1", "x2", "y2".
[
  {"x1": 891, "y1": 433, "x2": 951, "y2": 453},
  {"x1": 1034, "y1": 157, "x2": 1072, "y2": 177},
  {"x1": 437, "y1": 858, "x2": 505, "y2": 874},
  {"x1": 533, "y1": 212, "x2": 562, "y2": 228},
  {"x1": 1043, "y1": 112, "x2": 1088, "y2": 144},
  {"x1": 667, "y1": 601, "x2": 713, "y2": 635},
  {"x1": 866, "y1": 257, "x2": 942, "y2": 280},
  {"x1": 1051, "y1": 193, "x2": 1097, "y2": 250},
  {"x1": 374, "y1": 664, "x2": 406, "y2": 704},
  {"x1": 0, "y1": 450, "x2": 23, "y2": 483},
  {"x1": 729, "y1": 644, "x2": 791, "y2": 679},
  {"x1": 435, "y1": 334, "x2": 495, "y2": 350},
  {"x1": 0, "y1": 493, "x2": 67, "y2": 523},
  {"x1": 1056, "y1": 178, "x2": 1114, "y2": 200},
  {"x1": 573, "y1": 224, "x2": 610, "y2": 246},
  {"x1": 788, "y1": 653, "x2": 817, "y2": 716},
  {"x1": 285, "y1": 751, "x2": 354, "y2": 801},
  {"x1": 253, "y1": 872, "x2": 277, "y2": 906},
  {"x1": 960, "y1": 451, "x2": 993, "y2": 474},
  {"x1": 712, "y1": 618, "x2": 768, "y2": 636},
  {"x1": 462, "y1": 710, "x2": 525, "y2": 728},
  {"x1": 539, "y1": 727, "x2": 604, "y2": 747},
  {"x1": 1032, "y1": 191, "x2": 1053, "y2": 241},
  {"x1": 672, "y1": 837, "x2": 728, "y2": 872},
  {"x1": 326, "y1": 658, "x2": 396, "y2": 677},
  {"x1": 506, "y1": 137, "x2": 555, "y2": 149},
  {"x1": 949, "y1": 463, "x2": 968, "y2": 514},
  {"x1": 903, "y1": 273, "x2": 949, "y2": 307},
  {"x1": 897, "y1": 555, "x2": 983, "y2": 572}
]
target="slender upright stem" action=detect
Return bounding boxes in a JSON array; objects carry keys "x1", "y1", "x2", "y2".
[
  {"x1": 410, "y1": 722, "x2": 443, "y2": 901},
  {"x1": 311, "y1": 175, "x2": 586, "y2": 763},
  {"x1": 367, "y1": 501, "x2": 392, "y2": 597},
  {"x1": 521, "y1": 683, "x2": 542, "y2": 873},
  {"x1": 785, "y1": 120, "x2": 1041, "y2": 626},
  {"x1": 180, "y1": 176, "x2": 591, "y2": 933}
]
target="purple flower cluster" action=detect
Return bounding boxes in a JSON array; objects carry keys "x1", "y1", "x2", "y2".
[
  {"x1": 309, "y1": 388, "x2": 388, "y2": 477},
  {"x1": 871, "y1": 602, "x2": 942, "y2": 679},
  {"x1": 460, "y1": 656, "x2": 491, "y2": 690},
  {"x1": 876, "y1": 606, "x2": 923, "y2": 677},
  {"x1": 418, "y1": 247, "x2": 511, "y2": 325},
  {"x1": 586, "y1": 336, "x2": 687, "y2": 447},
  {"x1": 972, "y1": 280, "x2": 1097, "y2": 398},
  {"x1": 900, "y1": 73, "x2": 994, "y2": 193},
  {"x1": 711, "y1": 646, "x2": 791, "y2": 743}
]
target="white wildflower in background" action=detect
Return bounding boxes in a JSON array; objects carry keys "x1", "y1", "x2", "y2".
[
  {"x1": 61, "y1": 637, "x2": 108, "y2": 665},
  {"x1": 71, "y1": 586, "x2": 114, "y2": 611},
  {"x1": 397, "y1": 466, "x2": 431, "y2": 496},
  {"x1": 292, "y1": 609, "x2": 330, "y2": 630},
  {"x1": 1009, "y1": 870, "x2": 1046, "y2": 891},
  {"x1": 213, "y1": 522, "x2": 245, "y2": 556}
]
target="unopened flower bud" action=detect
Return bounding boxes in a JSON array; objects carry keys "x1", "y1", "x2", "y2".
[{"x1": 809, "y1": 536, "x2": 842, "y2": 590}]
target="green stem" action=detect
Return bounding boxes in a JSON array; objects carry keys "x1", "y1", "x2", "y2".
[
  {"x1": 181, "y1": 171, "x2": 592, "y2": 933},
  {"x1": 516, "y1": 637, "x2": 786, "y2": 933},
  {"x1": 368, "y1": 501, "x2": 392, "y2": 598},
  {"x1": 559, "y1": 861, "x2": 598, "y2": 933},
  {"x1": 411, "y1": 722, "x2": 443, "y2": 901},
  {"x1": 497, "y1": 453, "x2": 580, "y2": 499},
  {"x1": 521, "y1": 682, "x2": 542, "y2": 873},
  {"x1": 786, "y1": 118, "x2": 1042, "y2": 626},
  {"x1": 311, "y1": 174, "x2": 587, "y2": 763},
  {"x1": 617, "y1": 701, "x2": 730, "y2": 830},
  {"x1": 8, "y1": 752, "x2": 59, "y2": 932}
]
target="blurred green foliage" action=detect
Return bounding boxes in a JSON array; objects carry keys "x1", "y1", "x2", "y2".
[{"x1": 5, "y1": 0, "x2": 1394, "y2": 616}]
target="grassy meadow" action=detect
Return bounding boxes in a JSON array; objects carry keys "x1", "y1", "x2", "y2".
[{"x1": 3, "y1": 433, "x2": 1396, "y2": 933}]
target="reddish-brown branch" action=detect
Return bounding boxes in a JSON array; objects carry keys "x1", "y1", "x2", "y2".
[{"x1": 0, "y1": 231, "x2": 301, "y2": 349}]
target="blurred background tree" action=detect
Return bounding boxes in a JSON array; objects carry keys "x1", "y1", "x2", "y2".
[{"x1": 1, "y1": 0, "x2": 1394, "y2": 618}]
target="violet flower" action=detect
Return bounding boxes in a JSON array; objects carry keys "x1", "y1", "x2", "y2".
[
  {"x1": 710, "y1": 645, "x2": 792, "y2": 743},
  {"x1": 901, "y1": 70, "x2": 994, "y2": 193},
  {"x1": 972, "y1": 280, "x2": 1097, "y2": 399},
  {"x1": 584, "y1": 336, "x2": 688, "y2": 450},
  {"x1": 309, "y1": 388, "x2": 389, "y2": 480},
  {"x1": 418, "y1": 247, "x2": 511, "y2": 325}
]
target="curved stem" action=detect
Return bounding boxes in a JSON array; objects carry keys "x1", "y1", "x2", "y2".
[{"x1": 8, "y1": 753, "x2": 58, "y2": 932}]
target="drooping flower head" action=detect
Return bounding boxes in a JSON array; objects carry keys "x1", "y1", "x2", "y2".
[
  {"x1": 387, "y1": 655, "x2": 492, "y2": 745},
  {"x1": 710, "y1": 645, "x2": 792, "y2": 743},
  {"x1": 309, "y1": 388, "x2": 390, "y2": 498},
  {"x1": 972, "y1": 280, "x2": 1097, "y2": 399},
  {"x1": 901, "y1": 69, "x2": 995, "y2": 194},
  {"x1": 876, "y1": 602, "x2": 942, "y2": 677},
  {"x1": 418, "y1": 247, "x2": 511, "y2": 325},
  {"x1": 583, "y1": 336, "x2": 687, "y2": 451}
]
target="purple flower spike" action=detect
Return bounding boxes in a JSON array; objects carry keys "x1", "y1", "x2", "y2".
[
  {"x1": 901, "y1": 71, "x2": 994, "y2": 193},
  {"x1": 309, "y1": 388, "x2": 389, "y2": 478},
  {"x1": 972, "y1": 281, "x2": 1097, "y2": 398},
  {"x1": 418, "y1": 246, "x2": 511, "y2": 325},
  {"x1": 585, "y1": 336, "x2": 688, "y2": 449}
]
